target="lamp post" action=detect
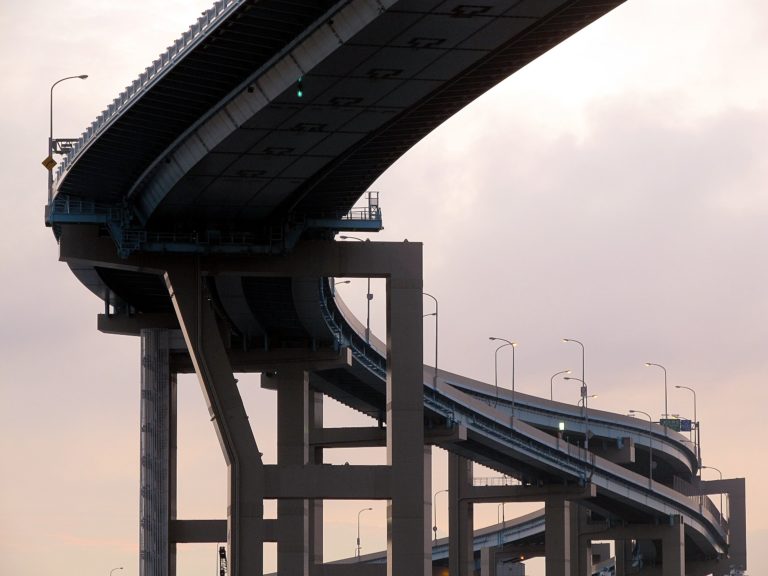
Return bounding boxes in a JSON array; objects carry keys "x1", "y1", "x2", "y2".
[
  {"x1": 578, "y1": 394, "x2": 597, "y2": 406},
  {"x1": 432, "y1": 489, "x2": 448, "y2": 541},
  {"x1": 645, "y1": 362, "x2": 668, "y2": 421},
  {"x1": 489, "y1": 337, "x2": 517, "y2": 417},
  {"x1": 629, "y1": 409, "x2": 653, "y2": 487},
  {"x1": 550, "y1": 369, "x2": 571, "y2": 401},
  {"x1": 675, "y1": 385, "x2": 700, "y2": 467},
  {"x1": 562, "y1": 338, "x2": 585, "y2": 388},
  {"x1": 340, "y1": 236, "x2": 372, "y2": 343},
  {"x1": 356, "y1": 507, "x2": 373, "y2": 559},
  {"x1": 565, "y1": 376, "x2": 590, "y2": 451},
  {"x1": 48, "y1": 74, "x2": 88, "y2": 202},
  {"x1": 491, "y1": 341, "x2": 511, "y2": 407},
  {"x1": 109, "y1": 567, "x2": 123, "y2": 576},
  {"x1": 497, "y1": 502, "x2": 506, "y2": 549},
  {"x1": 332, "y1": 279, "x2": 350, "y2": 297},
  {"x1": 701, "y1": 465, "x2": 724, "y2": 519},
  {"x1": 423, "y1": 292, "x2": 438, "y2": 390}
]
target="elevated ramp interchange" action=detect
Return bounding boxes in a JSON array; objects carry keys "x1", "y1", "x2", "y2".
[{"x1": 46, "y1": 1, "x2": 746, "y2": 575}]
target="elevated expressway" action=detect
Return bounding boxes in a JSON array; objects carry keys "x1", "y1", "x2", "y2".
[{"x1": 46, "y1": 1, "x2": 745, "y2": 575}]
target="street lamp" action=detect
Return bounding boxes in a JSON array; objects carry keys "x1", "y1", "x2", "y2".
[
  {"x1": 332, "y1": 279, "x2": 350, "y2": 297},
  {"x1": 356, "y1": 507, "x2": 373, "y2": 559},
  {"x1": 48, "y1": 74, "x2": 88, "y2": 202},
  {"x1": 432, "y1": 489, "x2": 448, "y2": 541},
  {"x1": 550, "y1": 369, "x2": 571, "y2": 401},
  {"x1": 645, "y1": 362, "x2": 668, "y2": 421},
  {"x1": 340, "y1": 236, "x2": 372, "y2": 343},
  {"x1": 562, "y1": 338, "x2": 585, "y2": 389},
  {"x1": 629, "y1": 409, "x2": 653, "y2": 487},
  {"x1": 497, "y1": 502, "x2": 506, "y2": 549},
  {"x1": 489, "y1": 337, "x2": 517, "y2": 417},
  {"x1": 675, "y1": 385, "x2": 700, "y2": 467},
  {"x1": 578, "y1": 394, "x2": 597, "y2": 406},
  {"x1": 701, "y1": 465, "x2": 724, "y2": 519},
  {"x1": 109, "y1": 567, "x2": 123, "y2": 576},
  {"x1": 423, "y1": 293, "x2": 439, "y2": 390},
  {"x1": 491, "y1": 341, "x2": 511, "y2": 407},
  {"x1": 564, "y1": 377, "x2": 591, "y2": 451}
]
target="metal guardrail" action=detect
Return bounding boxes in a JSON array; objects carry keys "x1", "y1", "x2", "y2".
[
  {"x1": 54, "y1": 0, "x2": 246, "y2": 182},
  {"x1": 473, "y1": 476, "x2": 520, "y2": 487}
]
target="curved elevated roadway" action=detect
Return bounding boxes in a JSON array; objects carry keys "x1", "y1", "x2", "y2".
[{"x1": 46, "y1": 0, "x2": 737, "y2": 571}]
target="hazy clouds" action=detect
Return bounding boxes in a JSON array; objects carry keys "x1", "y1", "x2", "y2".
[{"x1": 2, "y1": 1, "x2": 768, "y2": 575}]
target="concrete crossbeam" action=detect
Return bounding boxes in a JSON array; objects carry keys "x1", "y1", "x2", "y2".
[
  {"x1": 310, "y1": 427, "x2": 386, "y2": 448},
  {"x1": 169, "y1": 519, "x2": 279, "y2": 543},
  {"x1": 264, "y1": 464, "x2": 392, "y2": 499}
]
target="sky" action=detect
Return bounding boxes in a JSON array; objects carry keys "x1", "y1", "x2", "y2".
[{"x1": 1, "y1": 1, "x2": 767, "y2": 575}]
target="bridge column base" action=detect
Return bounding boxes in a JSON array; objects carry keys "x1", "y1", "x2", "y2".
[
  {"x1": 571, "y1": 503, "x2": 592, "y2": 576},
  {"x1": 139, "y1": 328, "x2": 177, "y2": 576},
  {"x1": 276, "y1": 369, "x2": 311, "y2": 575},
  {"x1": 165, "y1": 262, "x2": 266, "y2": 575},
  {"x1": 545, "y1": 497, "x2": 572, "y2": 576},
  {"x1": 480, "y1": 546, "x2": 497, "y2": 576},
  {"x1": 614, "y1": 538, "x2": 632, "y2": 576},
  {"x1": 661, "y1": 516, "x2": 685, "y2": 576},
  {"x1": 449, "y1": 454, "x2": 474, "y2": 576}
]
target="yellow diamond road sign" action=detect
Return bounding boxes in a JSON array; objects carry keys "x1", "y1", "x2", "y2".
[{"x1": 42, "y1": 156, "x2": 57, "y2": 171}]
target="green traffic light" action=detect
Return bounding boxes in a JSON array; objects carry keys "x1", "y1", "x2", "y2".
[{"x1": 297, "y1": 76, "x2": 303, "y2": 98}]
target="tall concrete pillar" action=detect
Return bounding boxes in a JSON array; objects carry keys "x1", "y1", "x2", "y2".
[
  {"x1": 276, "y1": 369, "x2": 310, "y2": 574},
  {"x1": 139, "y1": 328, "x2": 177, "y2": 576},
  {"x1": 308, "y1": 388, "x2": 324, "y2": 573},
  {"x1": 570, "y1": 503, "x2": 591, "y2": 576},
  {"x1": 661, "y1": 517, "x2": 685, "y2": 576},
  {"x1": 614, "y1": 539, "x2": 631, "y2": 576},
  {"x1": 545, "y1": 497, "x2": 571, "y2": 576},
  {"x1": 165, "y1": 263, "x2": 265, "y2": 575},
  {"x1": 480, "y1": 546, "x2": 497, "y2": 576},
  {"x1": 386, "y1": 272, "x2": 429, "y2": 575},
  {"x1": 449, "y1": 454, "x2": 474, "y2": 576},
  {"x1": 725, "y1": 479, "x2": 747, "y2": 572}
]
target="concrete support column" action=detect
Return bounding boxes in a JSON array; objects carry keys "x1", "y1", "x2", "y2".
[
  {"x1": 386, "y1": 272, "x2": 429, "y2": 575},
  {"x1": 448, "y1": 454, "x2": 474, "y2": 576},
  {"x1": 480, "y1": 546, "x2": 497, "y2": 576},
  {"x1": 545, "y1": 497, "x2": 571, "y2": 576},
  {"x1": 308, "y1": 389, "x2": 324, "y2": 574},
  {"x1": 276, "y1": 369, "x2": 310, "y2": 575},
  {"x1": 570, "y1": 504, "x2": 591, "y2": 576},
  {"x1": 725, "y1": 479, "x2": 747, "y2": 572},
  {"x1": 139, "y1": 328, "x2": 177, "y2": 576},
  {"x1": 661, "y1": 517, "x2": 685, "y2": 576},
  {"x1": 165, "y1": 263, "x2": 265, "y2": 575},
  {"x1": 614, "y1": 539, "x2": 631, "y2": 576}
]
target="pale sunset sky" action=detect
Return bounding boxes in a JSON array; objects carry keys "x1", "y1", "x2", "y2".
[{"x1": 1, "y1": 1, "x2": 766, "y2": 575}]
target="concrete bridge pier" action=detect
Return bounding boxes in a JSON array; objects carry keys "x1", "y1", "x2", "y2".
[
  {"x1": 544, "y1": 497, "x2": 572, "y2": 576},
  {"x1": 448, "y1": 454, "x2": 475, "y2": 576},
  {"x1": 166, "y1": 262, "x2": 267, "y2": 576},
  {"x1": 660, "y1": 517, "x2": 685, "y2": 576},
  {"x1": 139, "y1": 328, "x2": 177, "y2": 576},
  {"x1": 275, "y1": 369, "x2": 316, "y2": 574},
  {"x1": 614, "y1": 539, "x2": 632, "y2": 576},
  {"x1": 571, "y1": 504, "x2": 593, "y2": 576}
]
